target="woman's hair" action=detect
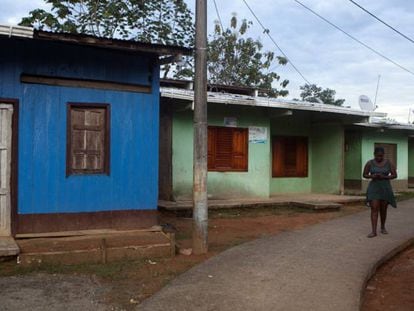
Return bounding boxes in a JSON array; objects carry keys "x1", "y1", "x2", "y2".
[{"x1": 374, "y1": 146, "x2": 385, "y2": 154}]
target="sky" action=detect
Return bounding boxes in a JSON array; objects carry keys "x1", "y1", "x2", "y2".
[{"x1": 1, "y1": 0, "x2": 414, "y2": 122}]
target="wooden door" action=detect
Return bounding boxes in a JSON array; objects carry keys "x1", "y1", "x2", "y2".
[{"x1": 0, "y1": 104, "x2": 13, "y2": 236}]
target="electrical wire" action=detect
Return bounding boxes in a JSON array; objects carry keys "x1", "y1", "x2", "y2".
[
  {"x1": 293, "y1": 0, "x2": 414, "y2": 76},
  {"x1": 212, "y1": 0, "x2": 224, "y2": 32},
  {"x1": 348, "y1": 0, "x2": 414, "y2": 45},
  {"x1": 241, "y1": 0, "x2": 311, "y2": 84}
]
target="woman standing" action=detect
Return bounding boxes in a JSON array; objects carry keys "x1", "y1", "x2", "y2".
[{"x1": 363, "y1": 147, "x2": 397, "y2": 238}]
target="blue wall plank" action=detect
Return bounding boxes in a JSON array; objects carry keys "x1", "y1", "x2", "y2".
[{"x1": 0, "y1": 38, "x2": 159, "y2": 214}]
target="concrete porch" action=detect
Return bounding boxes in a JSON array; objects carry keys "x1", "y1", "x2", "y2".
[
  {"x1": 0, "y1": 226, "x2": 176, "y2": 265},
  {"x1": 0, "y1": 237, "x2": 19, "y2": 257},
  {"x1": 159, "y1": 194, "x2": 365, "y2": 213}
]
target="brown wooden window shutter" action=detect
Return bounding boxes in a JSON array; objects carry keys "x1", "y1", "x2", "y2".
[
  {"x1": 272, "y1": 136, "x2": 308, "y2": 177},
  {"x1": 67, "y1": 104, "x2": 110, "y2": 175},
  {"x1": 208, "y1": 126, "x2": 248, "y2": 172}
]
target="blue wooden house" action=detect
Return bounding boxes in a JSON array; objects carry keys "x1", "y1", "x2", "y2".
[{"x1": 0, "y1": 25, "x2": 190, "y2": 236}]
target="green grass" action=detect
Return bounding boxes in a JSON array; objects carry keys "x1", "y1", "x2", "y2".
[
  {"x1": 210, "y1": 205, "x2": 314, "y2": 219},
  {"x1": 0, "y1": 258, "x2": 147, "y2": 279},
  {"x1": 396, "y1": 192, "x2": 414, "y2": 202}
]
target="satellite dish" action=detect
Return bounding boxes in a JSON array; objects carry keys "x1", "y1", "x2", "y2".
[{"x1": 359, "y1": 95, "x2": 375, "y2": 111}]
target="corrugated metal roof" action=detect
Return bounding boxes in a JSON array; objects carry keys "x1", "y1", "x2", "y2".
[
  {"x1": 0, "y1": 25, "x2": 33, "y2": 38},
  {"x1": 161, "y1": 87, "x2": 387, "y2": 118},
  {"x1": 0, "y1": 24, "x2": 192, "y2": 57},
  {"x1": 353, "y1": 122, "x2": 414, "y2": 131}
]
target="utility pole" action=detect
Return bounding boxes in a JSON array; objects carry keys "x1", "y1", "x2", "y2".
[{"x1": 192, "y1": 0, "x2": 208, "y2": 254}]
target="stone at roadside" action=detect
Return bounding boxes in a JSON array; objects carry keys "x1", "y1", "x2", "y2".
[{"x1": 179, "y1": 248, "x2": 192, "y2": 256}]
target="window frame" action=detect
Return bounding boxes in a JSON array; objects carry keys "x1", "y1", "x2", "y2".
[
  {"x1": 66, "y1": 103, "x2": 111, "y2": 176},
  {"x1": 272, "y1": 136, "x2": 308, "y2": 178},
  {"x1": 208, "y1": 126, "x2": 249, "y2": 172}
]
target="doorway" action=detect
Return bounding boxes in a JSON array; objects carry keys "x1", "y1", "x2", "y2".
[{"x1": 0, "y1": 103, "x2": 14, "y2": 237}]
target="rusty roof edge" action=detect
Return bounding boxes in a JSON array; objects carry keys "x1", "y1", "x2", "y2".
[
  {"x1": 33, "y1": 30, "x2": 193, "y2": 56},
  {"x1": 160, "y1": 87, "x2": 387, "y2": 118}
]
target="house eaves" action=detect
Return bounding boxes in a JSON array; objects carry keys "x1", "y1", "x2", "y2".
[
  {"x1": 161, "y1": 87, "x2": 387, "y2": 118},
  {"x1": 353, "y1": 122, "x2": 414, "y2": 131}
]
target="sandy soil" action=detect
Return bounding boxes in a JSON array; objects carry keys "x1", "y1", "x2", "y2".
[
  {"x1": 362, "y1": 244, "x2": 414, "y2": 311},
  {"x1": 0, "y1": 274, "x2": 109, "y2": 311},
  {"x1": 1, "y1": 205, "x2": 366, "y2": 310}
]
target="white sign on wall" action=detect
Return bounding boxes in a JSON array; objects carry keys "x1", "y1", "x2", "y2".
[{"x1": 249, "y1": 126, "x2": 267, "y2": 144}]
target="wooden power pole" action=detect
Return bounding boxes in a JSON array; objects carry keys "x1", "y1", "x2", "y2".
[{"x1": 192, "y1": 0, "x2": 208, "y2": 254}]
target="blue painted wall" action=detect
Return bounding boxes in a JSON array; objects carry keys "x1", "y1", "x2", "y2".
[{"x1": 0, "y1": 37, "x2": 160, "y2": 214}]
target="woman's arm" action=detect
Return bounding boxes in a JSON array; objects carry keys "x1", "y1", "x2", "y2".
[
  {"x1": 384, "y1": 162, "x2": 397, "y2": 180},
  {"x1": 363, "y1": 161, "x2": 373, "y2": 179}
]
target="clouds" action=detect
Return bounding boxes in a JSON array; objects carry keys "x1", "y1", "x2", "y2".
[
  {"x1": 205, "y1": 0, "x2": 414, "y2": 120},
  {"x1": 0, "y1": 0, "x2": 49, "y2": 25},
  {"x1": 1, "y1": 0, "x2": 414, "y2": 121}
]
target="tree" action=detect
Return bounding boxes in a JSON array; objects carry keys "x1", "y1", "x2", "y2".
[
  {"x1": 205, "y1": 16, "x2": 289, "y2": 97},
  {"x1": 299, "y1": 84, "x2": 345, "y2": 106},
  {"x1": 19, "y1": 0, "x2": 194, "y2": 47}
]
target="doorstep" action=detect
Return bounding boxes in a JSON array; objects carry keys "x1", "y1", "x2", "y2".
[{"x1": 0, "y1": 236, "x2": 20, "y2": 257}]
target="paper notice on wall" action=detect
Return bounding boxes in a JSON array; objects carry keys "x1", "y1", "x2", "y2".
[{"x1": 249, "y1": 126, "x2": 267, "y2": 144}]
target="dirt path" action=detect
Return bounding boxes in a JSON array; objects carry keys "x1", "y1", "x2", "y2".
[
  {"x1": 363, "y1": 244, "x2": 414, "y2": 311},
  {"x1": 0, "y1": 204, "x2": 366, "y2": 310},
  {"x1": 0, "y1": 273, "x2": 109, "y2": 311}
]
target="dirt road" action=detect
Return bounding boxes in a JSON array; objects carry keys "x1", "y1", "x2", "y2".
[{"x1": 0, "y1": 273, "x2": 109, "y2": 311}]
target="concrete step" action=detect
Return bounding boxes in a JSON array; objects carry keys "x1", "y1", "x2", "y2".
[
  {"x1": 0, "y1": 237, "x2": 20, "y2": 257},
  {"x1": 16, "y1": 230, "x2": 175, "y2": 266},
  {"x1": 291, "y1": 201, "x2": 342, "y2": 210}
]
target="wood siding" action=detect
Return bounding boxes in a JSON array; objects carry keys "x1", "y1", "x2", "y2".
[
  {"x1": 158, "y1": 100, "x2": 173, "y2": 200},
  {"x1": 0, "y1": 37, "x2": 160, "y2": 216}
]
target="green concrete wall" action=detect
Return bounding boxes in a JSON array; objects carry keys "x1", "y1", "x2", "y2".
[
  {"x1": 408, "y1": 140, "x2": 414, "y2": 178},
  {"x1": 172, "y1": 103, "x2": 270, "y2": 200},
  {"x1": 344, "y1": 131, "x2": 362, "y2": 180},
  {"x1": 172, "y1": 105, "x2": 346, "y2": 198},
  {"x1": 270, "y1": 112, "x2": 312, "y2": 194},
  {"x1": 361, "y1": 131, "x2": 408, "y2": 180},
  {"x1": 311, "y1": 124, "x2": 344, "y2": 194}
]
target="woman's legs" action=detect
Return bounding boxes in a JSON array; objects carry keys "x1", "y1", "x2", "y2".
[
  {"x1": 380, "y1": 201, "x2": 388, "y2": 234},
  {"x1": 368, "y1": 200, "x2": 380, "y2": 238}
]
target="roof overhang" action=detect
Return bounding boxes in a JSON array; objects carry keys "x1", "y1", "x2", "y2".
[
  {"x1": 0, "y1": 24, "x2": 192, "y2": 62},
  {"x1": 353, "y1": 122, "x2": 414, "y2": 131},
  {"x1": 161, "y1": 87, "x2": 386, "y2": 118}
]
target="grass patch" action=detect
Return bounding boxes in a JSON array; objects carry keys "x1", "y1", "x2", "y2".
[
  {"x1": 0, "y1": 258, "x2": 147, "y2": 279},
  {"x1": 396, "y1": 192, "x2": 414, "y2": 202},
  {"x1": 210, "y1": 205, "x2": 314, "y2": 219}
]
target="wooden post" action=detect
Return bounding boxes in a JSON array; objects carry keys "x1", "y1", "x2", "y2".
[{"x1": 192, "y1": 0, "x2": 208, "y2": 254}]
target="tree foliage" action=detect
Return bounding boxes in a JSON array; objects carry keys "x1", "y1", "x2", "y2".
[
  {"x1": 299, "y1": 84, "x2": 345, "y2": 106},
  {"x1": 205, "y1": 16, "x2": 289, "y2": 97},
  {"x1": 19, "y1": 0, "x2": 194, "y2": 47}
]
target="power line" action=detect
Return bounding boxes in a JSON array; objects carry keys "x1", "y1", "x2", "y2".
[
  {"x1": 241, "y1": 0, "x2": 311, "y2": 84},
  {"x1": 348, "y1": 0, "x2": 414, "y2": 45},
  {"x1": 293, "y1": 0, "x2": 414, "y2": 76},
  {"x1": 212, "y1": 0, "x2": 224, "y2": 32}
]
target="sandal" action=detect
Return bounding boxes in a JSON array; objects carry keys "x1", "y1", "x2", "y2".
[{"x1": 367, "y1": 232, "x2": 377, "y2": 238}]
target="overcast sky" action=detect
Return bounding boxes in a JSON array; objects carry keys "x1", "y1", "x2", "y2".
[{"x1": 1, "y1": 0, "x2": 414, "y2": 121}]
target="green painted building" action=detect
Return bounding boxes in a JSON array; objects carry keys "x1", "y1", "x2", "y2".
[
  {"x1": 345, "y1": 123, "x2": 414, "y2": 192},
  {"x1": 159, "y1": 81, "x2": 412, "y2": 200}
]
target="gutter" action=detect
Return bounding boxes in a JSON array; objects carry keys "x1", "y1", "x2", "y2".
[
  {"x1": 161, "y1": 87, "x2": 386, "y2": 118},
  {"x1": 0, "y1": 25, "x2": 33, "y2": 38}
]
